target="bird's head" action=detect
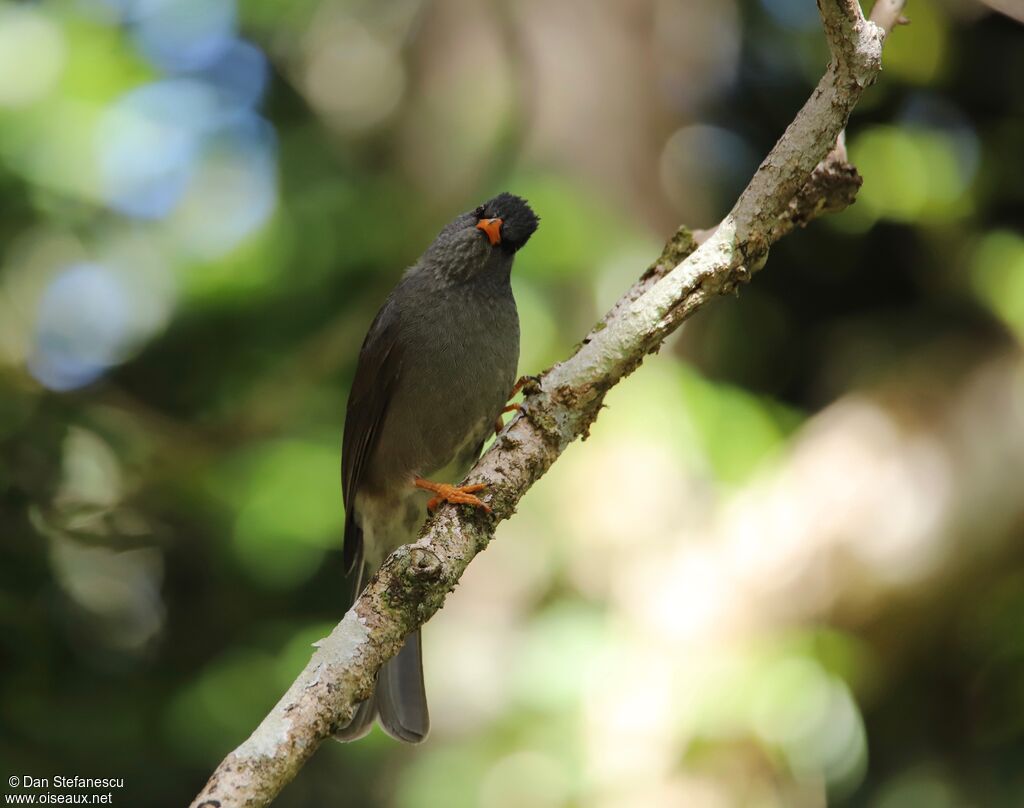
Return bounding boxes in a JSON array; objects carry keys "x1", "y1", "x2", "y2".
[
  {"x1": 471, "y1": 192, "x2": 540, "y2": 253},
  {"x1": 420, "y1": 193, "x2": 539, "y2": 283}
]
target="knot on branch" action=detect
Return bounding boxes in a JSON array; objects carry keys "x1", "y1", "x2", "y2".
[
  {"x1": 805, "y1": 159, "x2": 862, "y2": 218},
  {"x1": 520, "y1": 395, "x2": 567, "y2": 450},
  {"x1": 378, "y1": 544, "x2": 449, "y2": 616},
  {"x1": 849, "y1": 21, "x2": 884, "y2": 86},
  {"x1": 405, "y1": 547, "x2": 442, "y2": 582},
  {"x1": 770, "y1": 149, "x2": 862, "y2": 242},
  {"x1": 519, "y1": 375, "x2": 543, "y2": 396}
]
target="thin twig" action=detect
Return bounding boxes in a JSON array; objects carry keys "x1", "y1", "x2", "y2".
[{"x1": 869, "y1": 0, "x2": 911, "y2": 36}]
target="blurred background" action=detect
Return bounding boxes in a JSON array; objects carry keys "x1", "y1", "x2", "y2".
[{"x1": 1, "y1": 0, "x2": 1023, "y2": 806}]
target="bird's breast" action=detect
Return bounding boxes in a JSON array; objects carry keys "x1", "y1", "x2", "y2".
[{"x1": 368, "y1": 282, "x2": 519, "y2": 488}]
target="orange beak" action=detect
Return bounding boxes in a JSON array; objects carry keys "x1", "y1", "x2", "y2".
[{"x1": 476, "y1": 217, "x2": 503, "y2": 246}]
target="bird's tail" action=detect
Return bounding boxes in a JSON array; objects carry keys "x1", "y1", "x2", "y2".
[{"x1": 333, "y1": 563, "x2": 430, "y2": 744}]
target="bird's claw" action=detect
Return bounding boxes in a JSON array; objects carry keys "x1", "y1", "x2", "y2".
[
  {"x1": 494, "y1": 402, "x2": 523, "y2": 436},
  {"x1": 510, "y1": 375, "x2": 541, "y2": 398},
  {"x1": 414, "y1": 479, "x2": 491, "y2": 513}
]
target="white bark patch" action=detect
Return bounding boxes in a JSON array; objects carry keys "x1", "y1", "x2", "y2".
[
  {"x1": 232, "y1": 611, "x2": 369, "y2": 762},
  {"x1": 235, "y1": 710, "x2": 294, "y2": 761},
  {"x1": 313, "y1": 609, "x2": 371, "y2": 668}
]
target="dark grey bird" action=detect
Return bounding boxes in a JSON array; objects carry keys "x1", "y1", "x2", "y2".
[{"x1": 335, "y1": 193, "x2": 539, "y2": 743}]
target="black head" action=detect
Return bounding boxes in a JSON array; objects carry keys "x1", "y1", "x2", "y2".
[
  {"x1": 417, "y1": 192, "x2": 539, "y2": 284},
  {"x1": 473, "y1": 192, "x2": 539, "y2": 253}
]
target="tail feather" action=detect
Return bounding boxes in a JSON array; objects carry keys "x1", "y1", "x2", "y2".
[
  {"x1": 376, "y1": 630, "x2": 429, "y2": 743},
  {"x1": 333, "y1": 563, "x2": 430, "y2": 744},
  {"x1": 333, "y1": 692, "x2": 377, "y2": 742},
  {"x1": 333, "y1": 632, "x2": 429, "y2": 744}
]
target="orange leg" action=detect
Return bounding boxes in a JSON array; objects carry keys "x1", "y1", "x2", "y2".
[
  {"x1": 494, "y1": 403, "x2": 522, "y2": 436},
  {"x1": 493, "y1": 376, "x2": 538, "y2": 435},
  {"x1": 509, "y1": 375, "x2": 539, "y2": 398},
  {"x1": 414, "y1": 478, "x2": 491, "y2": 513}
]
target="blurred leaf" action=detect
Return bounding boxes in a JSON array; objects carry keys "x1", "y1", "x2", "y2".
[
  {"x1": 209, "y1": 437, "x2": 344, "y2": 587},
  {"x1": 163, "y1": 647, "x2": 281, "y2": 764},
  {"x1": 396, "y1": 743, "x2": 492, "y2": 808},
  {"x1": 970, "y1": 229, "x2": 1024, "y2": 344},
  {"x1": 56, "y1": 16, "x2": 153, "y2": 103},
  {"x1": 881, "y1": 2, "x2": 950, "y2": 85},
  {"x1": 679, "y1": 365, "x2": 801, "y2": 483},
  {"x1": 848, "y1": 125, "x2": 974, "y2": 225},
  {"x1": 512, "y1": 601, "x2": 605, "y2": 712},
  {"x1": 506, "y1": 175, "x2": 637, "y2": 280}
]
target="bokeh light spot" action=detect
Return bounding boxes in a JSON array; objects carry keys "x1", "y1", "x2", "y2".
[
  {"x1": 28, "y1": 262, "x2": 130, "y2": 391},
  {"x1": 164, "y1": 647, "x2": 280, "y2": 763},
  {"x1": 881, "y1": 1, "x2": 949, "y2": 84},
  {"x1": 165, "y1": 113, "x2": 278, "y2": 258},
  {"x1": 759, "y1": 0, "x2": 821, "y2": 30},
  {"x1": 970, "y1": 230, "x2": 1024, "y2": 344},
  {"x1": 680, "y1": 365, "x2": 799, "y2": 484},
  {"x1": 509, "y1": 176, "x2": 633, "y2": 279},
  {"x1": 199, "y1": 37, "x2": 269, "y2": 110},
  {"x1": 130, "y1": 0, "x2": 237, "y2": 72},
  {"x1": 0, "y1": 6, "x2": 66, "y2": 108},
  {"x1": 478, "y1": 750, "x2": 570, "y2": 808},
  {"x1": 660, "y1": 125, "x2": 757, "y2": 224},
  {"x1": 228, "y1": 438, "x2": 344, "y2": 588},
  {"x1": 97, "y1": 79, "x2": 219, "y2": 219},
  {"x1": 302, "y1": 17, "x2": 405, "y2": 133},
  {"x1": 752, "y1": 658, "x2": 868, "y2": 794},
  {"x1": 849, "y1": 125, "x2": 974, "y2": 225}
]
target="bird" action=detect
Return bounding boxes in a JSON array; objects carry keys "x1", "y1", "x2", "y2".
[{"x1": 335, "y1": 192, "x2": 539, "y2": 743}]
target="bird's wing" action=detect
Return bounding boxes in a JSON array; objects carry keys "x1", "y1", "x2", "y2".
[{"x1": 341, "y1": 297, "x2": 403, "y2": 575}]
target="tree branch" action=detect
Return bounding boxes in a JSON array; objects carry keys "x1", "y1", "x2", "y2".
[{"x1": 190, "y1": 2, "x2": 904, "y2": 805}]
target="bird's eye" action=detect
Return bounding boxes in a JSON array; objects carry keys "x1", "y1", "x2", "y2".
[{"x1": 473, "y1": 205, "x2": 486, "y2": 218}]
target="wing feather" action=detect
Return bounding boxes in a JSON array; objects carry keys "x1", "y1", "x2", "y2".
[{"x1": 341, "y1": 299, "x2": 403, "y2": 575}]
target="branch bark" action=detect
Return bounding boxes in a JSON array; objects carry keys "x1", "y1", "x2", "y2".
[{"x1": 190, "y1": 2, "x2": 904, "y2": 805}]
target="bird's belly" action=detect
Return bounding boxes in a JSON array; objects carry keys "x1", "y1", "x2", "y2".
[
  {"x1": 376, "y1": 373, "x2": 508, "y2": 485},
  {"x1": 355, "y1": 409, "x2": 493, "y2": 568},
  {"x1": 425, "y1": 413, "x2": 494, "y2": 479},
  {"x1": 355, "y1": 486, "x2": 424, "y2": 569}
]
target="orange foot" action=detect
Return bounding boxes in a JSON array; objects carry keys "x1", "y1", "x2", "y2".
[
  {"x1": 494, "y1": 376, "x2": 539, "y2": 434},
  {"x1": 509, "y1": 375, "x2": 539, "y2": 398},
  {"x1": 414, "y1": 478, "x2": 491, "y2": 513},
  {"x1": 494, "y1": 403, "x2": 522, "y2": 435}
]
